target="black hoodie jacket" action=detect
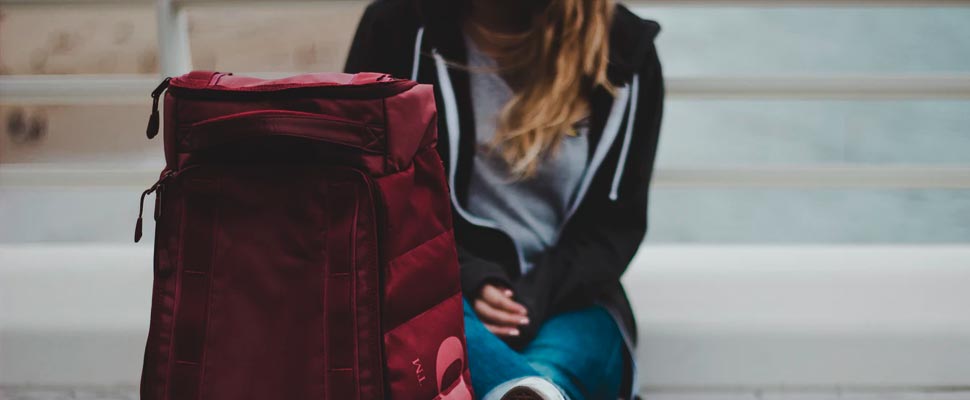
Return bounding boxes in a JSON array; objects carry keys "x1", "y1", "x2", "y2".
[{"x1": 345, "y1": 1, "x2": 663, "y2": 397}]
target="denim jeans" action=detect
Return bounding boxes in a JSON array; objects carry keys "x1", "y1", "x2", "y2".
[{"x1": 462, "y1": 299, "x2": 624, "y2": 400}]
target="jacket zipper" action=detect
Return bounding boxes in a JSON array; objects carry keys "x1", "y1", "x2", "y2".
[
  {"x1": 431, "y1": 50, "x2": 529, "y2": 273},
  {"x1": 432, "y1": 49, "x2": 635, "y2": 273}
]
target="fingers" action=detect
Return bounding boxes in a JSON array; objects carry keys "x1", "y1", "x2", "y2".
[
  {"x1": 473, "y1": 284, "x2": 531, "y2": 338},
  {"x1": 474, "y1": 299, "x2": 530, "y2": 327},
  {"x1": 480, "y1": 285, "x2": 529, "y2": 316},
  {"x1": 483, "y1": 322, "x2": 520, "y2": 338}
]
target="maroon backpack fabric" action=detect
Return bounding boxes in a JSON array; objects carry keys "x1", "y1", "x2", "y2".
[{"x1": 136, "y1": 71, "x2": 473, "y2": 400}]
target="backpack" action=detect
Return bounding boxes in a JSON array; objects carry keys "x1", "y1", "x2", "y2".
[{"x1": 135, "y1": 70, "x2": 473, "y2": 400}]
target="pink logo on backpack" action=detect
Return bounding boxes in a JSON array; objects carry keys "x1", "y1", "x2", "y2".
[{"x1": 434, "y1": 336, "x2": 472, "y2": 400}]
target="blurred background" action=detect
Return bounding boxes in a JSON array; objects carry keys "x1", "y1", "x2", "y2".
[{"x1": 1, "y1": 1, "x2": 969, "y2": 399}]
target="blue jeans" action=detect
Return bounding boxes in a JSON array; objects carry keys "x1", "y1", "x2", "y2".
[{"x1": 462, "y1": 299, "x2": 624, "y2": 400}]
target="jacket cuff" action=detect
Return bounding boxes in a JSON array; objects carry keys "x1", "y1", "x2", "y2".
[
  {"x1": 459, "y1": 258, "x2": 512, "y2": 300},
  {"x1": 507, "y1": 279, "x2": 545, "y2": 346}
]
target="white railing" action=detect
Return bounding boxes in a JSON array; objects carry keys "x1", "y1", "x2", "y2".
[
  {"x1": 5, "y1": 74, "x2": 970, "y2": 104},
  {"x1": 1, "y1": 0, "x2": 969, "y2": 191},
  {"x1": 1, "y1": 0, "x2": 969, "y2": 83},
  {"x1": 4, "y1": 164, "x2": 970, "y2": 189}
]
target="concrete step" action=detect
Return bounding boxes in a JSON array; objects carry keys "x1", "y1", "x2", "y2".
[{"x1": 2, "y1": 244, "x2": 969, "y2": 393}]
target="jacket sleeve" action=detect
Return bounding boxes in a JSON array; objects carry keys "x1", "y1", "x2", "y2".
[
  {"x1": 457, "y1": 245, "x2": 513, "y2": 300},
  {"x1": 344, "y1": 1, "x2": 416, "y2": 77},
  {"x1": 511, "y1": 44, "x2": 664, "y2": 341},
  {"x1": 344, "y1": 2, "x2": 385, "y2": 74}
]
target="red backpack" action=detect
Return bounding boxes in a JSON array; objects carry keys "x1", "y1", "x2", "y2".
[{"x1": 135, "y1": 71, "x2": 473, "y2": 400}]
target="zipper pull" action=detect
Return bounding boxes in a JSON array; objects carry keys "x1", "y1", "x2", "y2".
[
  {"x1": 146, "y1": 77, "x2": 171, "y2": 139},
  {"x1": 134, "y1": 171, "x2": 173, "y2": 242}
]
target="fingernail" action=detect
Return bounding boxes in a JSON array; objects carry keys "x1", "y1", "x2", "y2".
[
  {"x1": 509, "y1": 329, "x2": 520, "y2": 336},
  {"x1": 503, "y1": 289, "x2": 514, "y2": 297},
  {"x1": 520, "y1": 318, "x2": 530, "y2": 325}
]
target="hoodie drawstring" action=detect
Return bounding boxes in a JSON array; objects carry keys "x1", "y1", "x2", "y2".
[
  {"x1": 421, "y1": 24, "x2": 639, "y2": 204},
  {"x1": 410, "y1": 27, "x2": 425, "y2": 81},
  {"x1": 433, "y1": 49, "x2": 531, "y2": 272},
  {"x1": 609, "y1": 73, "x2": 640, "y2": 201}
]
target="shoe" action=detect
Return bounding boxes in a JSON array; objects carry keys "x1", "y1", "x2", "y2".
[
  {"x1": 489, "y1": 377, "x2": 565, "y2": 400},
  {"x1": 501, "y1": 386, "x2": 545, "y2": 400}
]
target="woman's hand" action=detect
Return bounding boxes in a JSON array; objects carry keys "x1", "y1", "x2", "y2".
[{"x1": 473, "y1": 284, "x2": 530, "y2": 338}]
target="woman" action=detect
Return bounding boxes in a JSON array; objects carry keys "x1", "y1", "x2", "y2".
[{"x1": 346, "y1": 0, "x2": 663, "y2": 398}]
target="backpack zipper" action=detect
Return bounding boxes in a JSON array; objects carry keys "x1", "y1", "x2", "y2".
[
  {"x1": 134, "y1": 165, "x2": 201, "y2": 243},
  {"x1": 166, "y1": 79, "x2": 416, "y2": 101},
  {"x1": 134, "y1": 170, "x2": 173, "y2": 243},
  {"x1": 144, "y1": 76, "x2": 416, "y2": 141},
  {"x1": 146, "y1": 77, "x2": 171, "y2": 139}
]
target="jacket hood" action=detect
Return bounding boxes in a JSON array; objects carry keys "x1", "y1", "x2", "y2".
[
  {"x1": 607, "y1": 5, "x2": 661, "y2": 81},
  {"x1": 414, "y1": 0, "x2": 660, "y2": 84}
]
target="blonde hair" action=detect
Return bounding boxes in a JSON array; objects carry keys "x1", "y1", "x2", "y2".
[{"x1": 465, "y1": 0, "x2": 614, "y2": 178}]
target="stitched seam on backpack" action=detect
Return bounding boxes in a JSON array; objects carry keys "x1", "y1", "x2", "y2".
[
  {"x1": 387, "y1": 229, "x2": 452, "y2": 265},
  {"x1": 384, "y1": 291, "x2": 462, "y2": 334}
]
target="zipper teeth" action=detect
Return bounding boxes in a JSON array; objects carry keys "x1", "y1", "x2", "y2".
[
  {"x1": 184, "y1": 109, "x2": 373, "y2": 129},
  {"x1": 432, "y1": 50, "x2": 529, "y2": 273},
  {"x1": 432, "y1": 48, "x2": 636, "y2": 274},
  {"x1": 168, "y1": 80, "x2": 416, "y2": 100}
]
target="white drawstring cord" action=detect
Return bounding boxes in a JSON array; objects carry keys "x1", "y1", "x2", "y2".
[
  {"x1": 609, "y1": 73, "x2": 640, "y2": 201},
  {"x1": 433, "y1": 50, "x2": 530, "y2": 272},
  {"x1": 410, "y1": 27, "x2": 425, "y2": 81},
  {"x1": 559, "y1": 84, "x2": 629, "y2": 230}
]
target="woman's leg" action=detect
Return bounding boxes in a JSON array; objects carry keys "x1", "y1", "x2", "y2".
[
  {"x1": 462, "y1": 298, "x2": 542, "y2": 397},
  {"x1": 520, "y1": 306, "x2": 625, "y2": 400}
]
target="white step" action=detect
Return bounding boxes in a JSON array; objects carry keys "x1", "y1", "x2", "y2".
[{"x1": 1, "y1": 244, "x2": 968, "y2": 393}]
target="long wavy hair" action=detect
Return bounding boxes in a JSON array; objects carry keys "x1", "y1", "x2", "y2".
[{"x1": 464, "y1": 0, "x2": 614, "y2": 178}]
